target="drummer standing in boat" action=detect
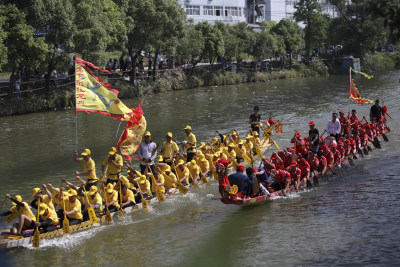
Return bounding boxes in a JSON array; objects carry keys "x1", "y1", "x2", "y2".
[
  {"x1": 249, "y1": 106, "x2": 261, "y2": 136},
  {"x1": 370, "y1": 100, "x2": 382, "y2": 123},
  {"x1": 326, "y1": 112, "x2": 341, "y2": 142},
  {"x1": 75, "y1": 148, "x2": 98, "y2": 190},
  {"x1": 137, "y1": 131, "x2": 157, "y2": 174}
]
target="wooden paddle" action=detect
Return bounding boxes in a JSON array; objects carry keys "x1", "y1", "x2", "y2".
[
  {"x1": 188, "y1": 170, "x2": 198, "y2": 188},
  {"x1": 117, "y1": 180, "x2": 126, "y2": 217},
  {"x1": 61, "y1": 190, "x2": 71, "y2": 234},
  {"x1": 32, "y1": 199, "x2": 40, "y2": 248},
  {"x1": 172, "y1": 162, "x2": 189, "y2": 194},
  {"x1": 148, "y1": 168, "x2": 165, "y2": 203},
  {"x1": 102, "y1": 185, "x2": 112, "y2": 224},
  {"x1": 82, "y1": 186, "x2": 99, "y2": 224},
  {"x1": 137, "y1": 188, "x2": 149, "y2": 212}
]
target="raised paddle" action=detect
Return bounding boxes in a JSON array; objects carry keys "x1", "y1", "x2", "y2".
[
  {"x1": 102, "y1": 185, "x2": 112, "y2": 224},
  {"x1": 32, "y1": 199, "x2": 40, "y2": 248},
  {"x1": 148, "y1": 168, "x2": 165, "y2": 203},
  {"x1": 172, "y1": 162, "x2": 189, "y2": 194},
  {"x1": 61, "y1": 189, "x2": 71, "y2": 234},
  {"x1": 81, "y1": 185, "x2": 99, "y2": 224}
]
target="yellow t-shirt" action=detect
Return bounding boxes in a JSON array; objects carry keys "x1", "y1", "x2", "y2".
[
  {"x1": 162, "y1": 172, "x2": 177, "y2": 189},
  {"x1": 78, "y1": 157, "x2": 97, "y2": 181},
  {"x1": 105, "y1": 190, "x2": 120, "y2": 209},
  {"x1": 198, "y1": 160, "x2": 210, "y2": 174},
  {"x1": 150, "y1": 174, "x2": 165, "y2": 193},
  {"x1": 16, "y1": 203, "x2": 36, "y2": 222},
  {"x1": 244, "y1": 140, "x2": 253, "y2": 152},
  {"x1": 185, "y1": 133, "x2": 197, "y2": 152},
  {"x1": 251, "y1": 137, "x2": 261, "y2": 146},
  {"x1": 227, "y1": 149, "x2": 236, "y2": 160},
  {"x1": 162, "y1": 141, "x2": 179, "y2": 161},
  {"x1": 235, "y1": 146, "x2": 246, "y2": 158},
  {"x1": 138, "y1": 180, "x2": 151, "y2": 193},
  {"x1": 85, "y1": 192, "x2": 103, "y2": 213},
  {"x1": 65, "y1": 199, "x2": 83, "y2": 220},
  {"x1": 121, "y1": 190, "x2": 136, "y2": 204},
  {"x1": 120, "y1": 175, "x2": 137, "y2": 190},
  {"x1": 176, "y1": 166, "x2": 190, "y2": 184},
  {"x1": 41, "y1": 195, "x2": 55, "y2": 212},
  {"x1": 40, "y1": 208, "x2": 59, "y2": 225},
  {"x1": 187, "y1": 163, "x2": 200, "y2": 178},
  {"x1": 102, "y1": 154, "x2": 123, "y2": 180}
]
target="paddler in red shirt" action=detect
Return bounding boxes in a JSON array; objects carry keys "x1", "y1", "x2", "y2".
[
  {"x1": 330, "y1": 143, "x2": 342, "y2": 166},
  {"x1": 271, "y1": 152, "x2": 285, "y2": 170},
  {"x1": 349, "y1": 109, "x2": 360, "y2": 135},
  {"x1": 287, "y1": 161, "x2": 301, "y2": 190},
  {"x1": 339, "y1": 110, "x2": 350, "y2": 138},
  {"x1": 322, "y1": 145, "x2": 334, "y2": 167},
  {"x1": 299, "y1": 158, "x2": 311, "y2": 181},
  {"x1": 316, "y1": 151, "x2": 328, "y2": 177},
  {"x1": 270, "y1": 169, "x2": 291, "y2": 194},
  {"x1": 307, "y1": 150, "x2": 319, "y2": 173},
  {"x1": 337, "y1": 141, "x2": 346, "y2": 160},
  {"x1": 291, "y1": 131, "x2": 308, "y2": 157}
]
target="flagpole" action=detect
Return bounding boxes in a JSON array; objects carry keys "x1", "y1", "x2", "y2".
[
  {"x1": 74, "y1": 55, "x2": 78, "y2": 178},
  {"x1": 348, "y1": 67, "x2": 351, "y2": 116}
]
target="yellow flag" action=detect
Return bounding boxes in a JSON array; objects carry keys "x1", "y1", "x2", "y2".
[{"x1": 75, "y1": 58, "x2": 132, "y2": 118}]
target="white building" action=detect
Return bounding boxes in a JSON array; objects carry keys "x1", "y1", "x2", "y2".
[{"x1": 177, "y1": 0, "x2": 338, "y2": 25}]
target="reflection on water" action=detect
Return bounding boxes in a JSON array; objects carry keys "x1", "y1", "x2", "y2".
[{"x1": 1, "y1": 71, "x2": 400, "y2": 266}]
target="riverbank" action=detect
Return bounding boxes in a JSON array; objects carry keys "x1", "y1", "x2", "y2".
[{"x1": 0, "y1": 53, "x2": 398, "y2": 117}]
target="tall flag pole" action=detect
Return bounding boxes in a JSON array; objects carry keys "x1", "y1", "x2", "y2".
[{"x1": 349, "y1": 67, "x2": 373, "y2": 104}]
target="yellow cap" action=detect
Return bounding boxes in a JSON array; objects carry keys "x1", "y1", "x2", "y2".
[
  {"x1": 144, "y1": 131, "x2": 151, "y2": 137},
  {"x1": 238, "y1": 140, "x2": 244, "y2": 145},
  {"x1": 177, "y1": 159, "x2": 185, "y2": 166},
  {"x1": 190, "y1": 160, "x2": 196, "y2": 165},
  {"x1": 166, "y1": 132, "x2": 173, "y2": 138},
  {"x1": 199, "y1": 142, "x2": 205, "y2": 148},
  {"x1": 39, "y1": 203, "x2": 48, "y2": 216},
  {"x1": 139, "y1": 175, "x2": 147, "y2": 184},
  {"x1": 184, "y1": 125, "x2": 192, "y2": 130},
  {"x1": 12, "y1": 195, "x2": 22, "y2": 205},
  {"x1": 157, "y1": 155, "x2": 163, "y2": 162},
  {"x1": 109, "y1": 147, "x2": 117, "y2": 155},
  {"x1": 106, "y1": 183, "x2": 114, "y2": 193},
  {"x1": 29, "y1": 187, "x2": 41, "y2": 201},
  {"x1": 252, "y1": 131, "x2": 259, "y2": 136},
  {"x1": 213, "y1": 153, "x2": 219, "y2": 158},
  {"x1": 200, "y1": 155, "x2": 206, "y2": 161},
  {"x1": 212, "y1": 137, "x2": 218, "y2": 144},
  {"x1": 68, "y1": 189, "x2": 77, "y2": 197},
  {"x1": 229, "y1": 143, "x2": 235, "y2": 148},
  {"x1": 88, "y1": 186, "x2": 97, "y2": 196},
  {"x1": 246, "y1": 135, "x2": 251, "y2": 139},
  {"x1": 165, "y1": 165, "x2": 171, "y2": 172},
  {"x1": 81, "y1": 148, "x2": 91, "y2": 156}
]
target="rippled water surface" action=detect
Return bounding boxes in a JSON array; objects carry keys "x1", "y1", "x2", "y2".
[{"x1": 1, "y1": 71, "x2": 400, "y2": 266}]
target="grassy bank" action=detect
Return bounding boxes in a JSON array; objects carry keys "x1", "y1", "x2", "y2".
[{"x1": 361, "y1": 52, "x2": 400, "y2": 73}]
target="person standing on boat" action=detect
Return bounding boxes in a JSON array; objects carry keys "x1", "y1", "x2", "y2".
[
  {"x1": 339, "y1": 111, "x2": 350, "y2": 138},
  {"x1": 249, "y1": 106, "x2": 261, "y2": 136},
  {"x1": 182, "y1": 125, "x2": 197, "y2": 162},
  {"x1": 102, "y1": 147, "x2": 124, "y2": 184},
  {"x1": 370, "y1": 100, "x2": 382, "y2": 123},
  {"x1": 349, "y1": 109, "x2": 360, "y2": 136},
  {"x1": 75, "y1": 148, "x2": 98, "y2": 190},
  {"x1": 308, "y1": 121, "x2": 320, "y2": 153},
  {"x1": 291, "y1": 131, "x2": 308, "y2": 157},
  {"x1": 161, "y1": 132, "x2": 179, "y2": 167},
  {"x1": 326, "y1": 112, "x2": 341, "y2": 142},
  {"x1": 137, "y1": 131, "x2": 157, "y2": 175}
]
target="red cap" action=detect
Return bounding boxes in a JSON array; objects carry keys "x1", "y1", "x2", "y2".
[
  {"x1": 360, "y1": 129, "x2": 366, "y2": 133},
  {"x1": 337, "y1": 141, "x2": 343, "y2": 146},
  {"x1": 365, "y1": 124, "x2": 371, "y2": 129},
  {"x1": 264, "y1": 157, "x2": 271, "y2": 162},
  {"x1": 236, "y1": 165, "x2": 244, "y2": 172},
  {"x1": 331, "y1": 143, "x2": 337, "y2": 148},
  {"x1": 339, "y1": 110, "x2": 345, "y2": 114},
  {"x1": 253, "y1": 168, "x2": 258, "y2": 173},
  {"x1": 309, "y1": 121, "x2": 315, "y2": 126},
  {"x1": 290, "y1": 161, "x2": 297, "y2": 166},
  {"x1": 268, "y1": 118, "x2": 274, "y2": 125},
  {"x1": 295, "y1": 131, "x2": 301, "y2": 137},
  {"x1": 287, "y1": 147, "x2": 294, "y2": 153},
  {"x1": 322, "y1": 145, "x2": 329, "y2": 151}
]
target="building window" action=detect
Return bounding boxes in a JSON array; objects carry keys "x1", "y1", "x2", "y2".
[
  {"x1": 203, "y1": 6, "x2": 213, "y2": 16},
  {"x1": 186, "y1": 5, "x2": 200, "y2": 16},
  {"x1": 214, "y1": 6, "x2": 223, "y2": 16},
  {"x1": 225, "y1": 7, "x2": 239, "y2": 16}
]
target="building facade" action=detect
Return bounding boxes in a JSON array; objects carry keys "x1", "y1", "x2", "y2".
[{"x1": 177, "y1": 0, "x2": 338, "y2": 25}]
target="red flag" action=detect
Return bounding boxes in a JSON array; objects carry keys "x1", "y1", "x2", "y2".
[{"x1": 117, "y1": 102, "x2": 146, "y2": 162}]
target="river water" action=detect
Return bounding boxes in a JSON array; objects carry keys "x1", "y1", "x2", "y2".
[{"x1": 1, "y1": 70, "x2": 400, "y2": 266}]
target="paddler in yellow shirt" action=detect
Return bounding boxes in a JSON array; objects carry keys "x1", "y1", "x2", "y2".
[
  {"x1": 75, "y1": 148, "x2": 98, "y2": 189},
  {"x1": 148, "y1": 171, "x2": 165, "y2": 194},
  {"x1": 120, "y1": 184, "x2": 136, "y2": 209},
  {"x1": 227, "y1": 143, "x2": 237, "y2": 162},
  {"x1": 4, "y1": 194, "x2": 36, "y2": 235},
  {"x1": 62, "y1": 190, "x2": 83, "y2": 225},
  {"x1": 244, "y1": 135, "x2": 254, "y2": 154},
  {"x1": 176, "y1": 160, "x2": 190, "y2": 186},
  {"x1": 160, "y1": 165, "x2": 177, "y2": 193},
  {"x1": 156, "y1": 156, "x2": 169, "y2": 174},
  {"x1": 187, "y1": 160, "x2": 200, "y2": 184},
  {"x1": 136, "y1": 175, "x2": 152, "y2": 202},
  {"x1": 235, "y1": 140, "x2": 246, "y2": 163},
  {"x1": 161, "y1": 132, "x2": 179, "y2": 166},
  {"x1": 183, "y1": 125, "x2": 197, "y2": 162},
  {"x1": 101, "y1": 147, "x2": 123, "y2": 184},
  {"x1": 103, "y1": 183, "x2": 120, "y2": 213},
  {"x1": 198, "y1": 154, "x2": 210, "y2": 178},
  {"x1": 28, "y1": 185, "x2": 55, "y2": 213},
  {"x1": 251, "y1": 131, "x2": 261, "y2": 147},
  {"x1": 36, "y1": 203, "x2": 59, "y2": 232}
]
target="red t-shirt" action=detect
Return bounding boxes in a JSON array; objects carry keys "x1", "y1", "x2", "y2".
[
  {"x1": 283, "y1": 153, "x2": 293, "y2": 168},
  {"x1": 350, "y1": 115, "x2": 359, "y2": 131},
  {"x1": 323, "y1": 151, "x2": 334, "y2": 166},
  {"x1": 308, "y1": 156, "x2": 319, "y2": 172},
  {"x1": 295, "y1": 138, "x2": 308, "y2": 154},
  {"x1": 333, "y1": 150, "x2": 341, "y2": 164},
  {"x1": 288, "y1": 167, "x2": 301, "y2": 181},
  {"x1": 318, "y1": 156, "x2": 327, "y2": 169},
  {"x1": 339, "y1": 117, "x2": 349, "y2": 133},
  {"x1": 299, "y1": 161, "x2": 310, "y2": 178},
  {"x1": 276, "y1": 170, "x2": 291, "y2": 184}
]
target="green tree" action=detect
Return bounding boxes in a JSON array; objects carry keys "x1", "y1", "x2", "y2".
[
  {"x1": 294, "y1": 0, "x2": 327, "y2": 60},
  {"x1": 272, "y1": 19, "x2": 303, "y2": 67},
  {"x1": 231, "y1": 22, "x2": 255, "y2": 63},
  {"x1": 250, "y1": 30, "x2": 283, "y2": 71},
  {"x1": 194, "y1": 22, "x2": 225, "y2": 65},
  {"x1": 0, "y1": 14, "x2": 7, "y2": 71}
]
